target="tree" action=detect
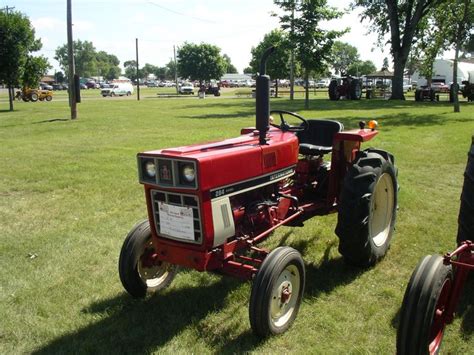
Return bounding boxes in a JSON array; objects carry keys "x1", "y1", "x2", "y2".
[
  {"x1": 347, "y1": 60, "x2": 376, "y2": 76},
  {"x1": 223, "y1": 54, "x2": 238, "y2": 74},
  {"x1": 142, "y1": 63, "x2": 159, "y2": 80},
  {"x1": 382, "y1": 57, "x2": 389, "y2": 70},
  {"x1": 276, "y1": 0, "x2": 345, "y2": 108},
  {"x1": 243, "y1": 66, "x2": 254, "y2": 74},
  {"x1": 331, "y1": 41, "x2": 360, "y2": 76},
  {"x1": 249, "y1": 29, "x2": 291, "y2": 97},
  {"x1": 0, "y1": 10, "x2": 49, "y2": 111},
  {"x1": 166, "y1": 59, "x2": 177, "y2": 80},
  {"x1": 55, "y1": 41, "x2": 120, "y2": 79},
  {"x1": 177, "y1": 43, "x2": 226, "y2": 85},
  {"x1": 354, "y1": 0, "x2": 441, "y2": 100},
  {"x1": 123, "y1": 60, "x2": 141, "y2": 82},
  {"x1": 54, "y1": 71, "x2": 65, "y2": 83}
]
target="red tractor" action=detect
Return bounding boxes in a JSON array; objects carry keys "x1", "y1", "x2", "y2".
[
  {"x1": 328, "y1": 77, "x2": 362, "y2": 100},
  {"x1": 397, "y1": 137, "x2": 473, "y2": 354},
  {"x1": 119, "y1": 47, "x2": 398, "y2": 337}
]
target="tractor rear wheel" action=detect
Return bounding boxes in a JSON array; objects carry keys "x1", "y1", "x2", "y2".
[
  {"x1": 328, "y1": 80, "x2": 340, "y2": 100},
  {"x1": 119, "y1": 219, "x2": 178, "y2": 298},
  {"x1": 349, "y1": 79, "x2": 362, "y2": 100},
  {"x1": 30, "y1": 92, "x2": 38, "y2": 102},
  {"x1": 457, "y1": 138, "x2": 474, "y2": 245},
  {"x1": 397, "y1": 255, "x2": 453, "y2": 355},
  {"x1": 335, "y1": 149, "x2": 397, "y2": 266},
  {"x1": 415, "y1": 89, "x2": 422, "y2": 101},
  {"x1": 249, "y1": 246, "x2": 305, "y2": 337}
]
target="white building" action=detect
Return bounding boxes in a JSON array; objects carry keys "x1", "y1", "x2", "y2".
[{"x1": 412, "y1": 58, "x2": 474, "y2": 86}]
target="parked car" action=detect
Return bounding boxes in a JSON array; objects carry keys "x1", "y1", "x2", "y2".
[
  {"x1": 101, "y1": 82, "x2": 134, "y2": 97},
  {"x1": 430, "y1": 81, "x2": 449, "y2": 93},
  {"x1": 179, "y1": 82, "x2": 194, "y2": 95},
  {"x1": 146, "y1": 81, "x2": 158, "y2": 87},
  {"x1": 40, "y1": 82, "x2": 53, "y2": 90},
  {"x1": 315, "y1": 78, "x2": 330, "y2": 88},
  {"x1": 52, "y1": 84, "x2": 67, "y2": 90},
  {"x1": 85, "y1": 81, "x2": 100, "y2": 89}
]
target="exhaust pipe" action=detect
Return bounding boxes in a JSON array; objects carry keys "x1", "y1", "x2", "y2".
[{"x1": 256, "y1": 46, "x2": 276, "y2": 145}]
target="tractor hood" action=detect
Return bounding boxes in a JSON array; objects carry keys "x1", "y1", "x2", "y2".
[{"x1": 138, "y1": 128, "x2": 299, "y2": 192}]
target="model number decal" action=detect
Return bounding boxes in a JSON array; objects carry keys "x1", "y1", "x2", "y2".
[{"x1": 210, "y1": 167, "x2": 295, "y2": 199}]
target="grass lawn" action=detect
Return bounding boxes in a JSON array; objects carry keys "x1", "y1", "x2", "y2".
[{"x1": 1, "y1": 91, "x2": 473, "y2": 354}]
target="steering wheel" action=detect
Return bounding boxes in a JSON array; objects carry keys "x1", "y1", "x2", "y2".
[{"x1": 269, "y1": 110, "x2": 308, "y2": 132}]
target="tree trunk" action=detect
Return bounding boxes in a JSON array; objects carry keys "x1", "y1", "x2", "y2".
[
  {"x1": 391, "y1": 54, "x2": 407, "y2": 100},
  {"x1": 453, "y1": 46, "x2": 460, "y2": 112},
  {"x1": 8, "y1": 85, "x2": 14, "y2": 111},
  {"x1": 275, "y1": 79, "x2": 279, "y2": 98},
  {"x1": 304, "y1": 70, "x2": 309, "y2": 109}
]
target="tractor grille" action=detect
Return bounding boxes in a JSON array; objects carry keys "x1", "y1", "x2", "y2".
[{"x1": 151, "y1": 190, "x2": 202, "y2": 244}]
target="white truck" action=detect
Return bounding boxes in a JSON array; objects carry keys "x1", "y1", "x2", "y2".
[{"x1": 101, "y1": 83, "x2": 134, "y2": 97}]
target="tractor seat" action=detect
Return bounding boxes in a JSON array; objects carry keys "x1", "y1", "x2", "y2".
[{"x1": 297, "y1": 119, "x2": 344, "y2": 156}]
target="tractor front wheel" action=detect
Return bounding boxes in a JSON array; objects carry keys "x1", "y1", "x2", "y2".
[
  {"x1": 335, "y1": 149, "x2": 398, "y2": 266},
  {"x1": 397, "y1": 255, "x2": 453, "y2": 355},
  {"x1": 249, "y1": 246, "x2": 305, "y2": 337},
  {"x1": 45, "y1": 95, "x2": 52, "y2": 102},
  {"x1": 119, "y1": 220, "x2": 178, "y2": 298}
]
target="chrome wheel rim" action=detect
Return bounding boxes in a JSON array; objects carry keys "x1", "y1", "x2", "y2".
[
  {"x1": 370, "y1": 173, "x2": 395, "y2": 247},
  {"x1": 270, "y1": 264, "x2": 300, "y2": 328}
]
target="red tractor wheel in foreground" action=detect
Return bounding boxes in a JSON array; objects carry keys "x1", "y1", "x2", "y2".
[
  {"x1": 397, "y1": 255, "x2": 453, "y2": 354},
  {"x1": 119, "y1": 220, "x2": 178, "y2": 298},
  {"x1": 397, "y1": 137, "x2": 474, "y2": 354}
]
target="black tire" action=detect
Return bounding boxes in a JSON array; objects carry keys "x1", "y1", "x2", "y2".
[
  {"x1": 127, "y1": 91, "x2": 131, "y2": 96},
  {"x1": 397, "y1": 255, "x2": 453, "y2": 355},
  {"x1": 328, "y1": 80, "x2": 340, "y2": 100},
  {"x1": 45, "y1": 95, "x2": 52, "y2": 102},
  {"x1": 349, "y1": 79, "x2": 362, "y2": 100},
  {"x1": 429, "y1": 89, "x2": 435, "y2": 102},
  {"x1": 30, "y1": 92, "x2": 38, "y2": 102},
  {"x1": 111, "y1": 92, "x2": 116, "y2": 97},
  {"x1": 457, "y1": 138, "x2": 474, "y2": 245},
  {"x1": 249, "y1": 246, "x2": 305, "y2": 337},
  {"x1": 335, "y1": 149, "x2": 398, "y2": 266},
  {"x1": 415, "y1": 90, "x2": 421, "y2": 102},
  {"x1": 119, "y1": 220, "x2": 178, "y2": 298}
]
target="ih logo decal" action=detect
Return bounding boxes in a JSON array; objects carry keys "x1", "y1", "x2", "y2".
[{"x1": 160, "y1": 165, "x2": 171, "y2": 181}]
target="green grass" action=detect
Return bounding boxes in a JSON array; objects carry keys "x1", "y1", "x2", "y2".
[{"x1": 1, "y1": 92, "x2": 473, "y2": 354}]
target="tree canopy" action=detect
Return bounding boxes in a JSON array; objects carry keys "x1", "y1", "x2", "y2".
[
  {"x1": 223, "y1": 54, "x2": 238, "y2": 74},
  {"x1": 177, "y1": 42, "x2": 226, "y2": 84},
  {"x1": 347, "y1": 60, "x2": 376, "y2": 76},
  {"x1": 249, "y1": 29, "x2": 291, "y2": 80},
  {"x1": 276, "y1": 0, "x2": 345, "y2": 108},
  {"x1": 55, "y1": 40, "x2": 121, "y2": 79},
  {"x1": 0, "y1": 10, "x2": 50, "y2": 110},
  {"x1": 354, "y1": 0, "x2": 441, "y2": 99},
  {"x1": 331, "y1": 41, "x2": 359, "y2": 76}
]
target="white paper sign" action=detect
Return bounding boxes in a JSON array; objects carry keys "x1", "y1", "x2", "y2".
[{"x1": 158, "y1": 202, "x2": 195, "y2": 241}]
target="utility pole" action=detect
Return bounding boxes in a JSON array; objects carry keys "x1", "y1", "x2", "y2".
[
  {"x1": 66, "y1": 0, "x2": 77, "y2": 119},
  {"x1": 289, "y1": 0, "x2": 295, "y2": 100},
  {"x1": 136, "y1": 38, "x2": 140, "y2": 101},
  {"x1": 0, "y1": 6, "x2": 15, "y2": 14},
  {"x1": 173, "y1": 45, "x2": 179, "y2": 94}
]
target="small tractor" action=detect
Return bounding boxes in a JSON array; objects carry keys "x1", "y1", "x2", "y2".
[
  {"x1": 397, "y1": 137, "x2": 473, "y2": 354},
  {"x1": 328, "y1": 76, "x2": 362, "y2": 100},
  {"x1": 15, "y1": 88, "x2": 53, "y2": 102},
  {"x1": 119, "y1": 47, "x2": 398, "y2": 337}
]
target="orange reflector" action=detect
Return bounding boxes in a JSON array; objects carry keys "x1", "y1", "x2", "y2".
[{"x1": 368, "y1": 120, "x2": 378, "y2": 130}]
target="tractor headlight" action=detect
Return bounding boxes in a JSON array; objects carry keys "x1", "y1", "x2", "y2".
[
  {"x1": 182, "y1": 164, "x2": 195, "y2": 182},
  {"x1": 145, "y1": 160, "x2": 156, "y2": 177}
]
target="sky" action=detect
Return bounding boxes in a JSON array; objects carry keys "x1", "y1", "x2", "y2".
[{"x1": 2, "y1": 0, "x2": 394, "y2": 75}]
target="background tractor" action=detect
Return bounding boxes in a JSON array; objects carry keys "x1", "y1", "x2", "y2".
[
  {"x1": 15, "y1": 88, "x2": 53, "y2": 102},
  {"x1": 328, "y1": 76, "x2": 362, "y2": 100},
  {"x1": 119, "y1": 47, "x2": 398, "y2": 337},
  {"x1": 397, "y1": 136, "x2": 473, "y2": 355}
]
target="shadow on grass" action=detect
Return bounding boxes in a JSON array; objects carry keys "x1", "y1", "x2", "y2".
[
  {"x1": 33, "y1": 239, "x2": 368, "y2": 353},
  {"x1": 33, "y1": 276, "x2": 256, "y2": 354},
  {"x1": 33, "y1": 118, "x2": 70, "y2": 124}
]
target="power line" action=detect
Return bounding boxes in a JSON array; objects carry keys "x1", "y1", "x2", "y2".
[
  {"x1": 146, "y1": 1, "x2": 217, "y2": 24},
  {"x1": 0, "y1": 6, "x2": 15, "y2": 14}
]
